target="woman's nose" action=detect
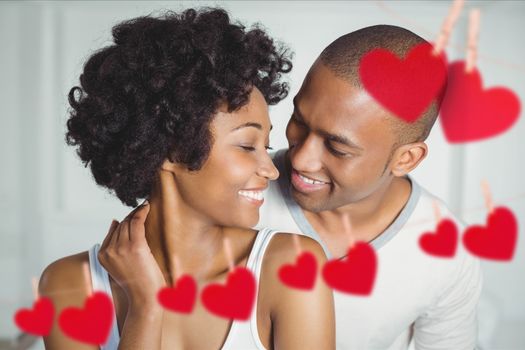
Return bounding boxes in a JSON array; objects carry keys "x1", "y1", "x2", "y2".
[{"x1": 258, "y1": 153, "x2": 280, "y2": 181}]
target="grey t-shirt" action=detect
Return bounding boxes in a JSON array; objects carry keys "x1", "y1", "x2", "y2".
[{"x1": 255, "y1": 149, "x2": 481, "y2": 350}]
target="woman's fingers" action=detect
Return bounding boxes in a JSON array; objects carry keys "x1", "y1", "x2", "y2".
[
  {"x1": 116, "y1": 200, "x2": 150, "y2": 243},
  {"x1": 109, "y1": 218, "x2": 124, "y2": 247},
  {"x1": 101, "y1": 219, "x2": 119, "y2": 251},
  {"x1": 129, "y1": 202, "x2": 150, "y2": 244}
]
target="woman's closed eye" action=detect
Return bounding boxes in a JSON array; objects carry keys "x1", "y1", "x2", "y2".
[
  {"x1": 240, "y1": 145, "x2": 256, "y2": 151},
  {"x1": 239, "y1": 145, "x2": 273, "y2": 152}
]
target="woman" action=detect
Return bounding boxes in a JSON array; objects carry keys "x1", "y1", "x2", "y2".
[{"x1": 39, "y1": 8, "x2": 334, "y2": 350}]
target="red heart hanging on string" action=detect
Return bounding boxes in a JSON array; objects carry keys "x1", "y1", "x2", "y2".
[
  {"x1": 359, "y1": 42, "x2": 447, "y2": 122},
  {"x1": 322, "y1": 242, "x2": 377, "y2": 296},
  {"x1": 440, "y1": 61, "x2": 520, "y2": 143},
  {"x1": 278, "y1": 251, "x2": 317, "y2": 290},
  {"x1": 157, "y1": 275, "x2": 197, "y2": 314},
  {"x1": 58, "y1": 291, "x2": 114, "y2": 345},
  {"x1": 419, "y1": 218, "x2": 459, "y2": 258},
  {"x1": 463, "y1": 206, "x2": 518, "y2": 261},
  {"x1": 201, "y1": 267, "x2": 256, "y2": 320},
  {"x1": 14, "y1": 297, "x2": 54, "y2": 336}
]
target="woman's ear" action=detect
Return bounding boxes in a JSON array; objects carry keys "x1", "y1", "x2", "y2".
[
  {"x1": 160, "y1": 158, "x2": 181, "y2": 174},
  {"x1": 390, "y1": 142, "x2": 428, "y2": 177}
]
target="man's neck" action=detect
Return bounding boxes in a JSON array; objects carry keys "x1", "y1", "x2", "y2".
[{"x1": 303, "y1": 176, "x2": 412, "y2": 258}]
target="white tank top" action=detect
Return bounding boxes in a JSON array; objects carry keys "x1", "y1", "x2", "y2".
[{"x1": 88, "y1": 227, "x2": 280, "y2": 350}]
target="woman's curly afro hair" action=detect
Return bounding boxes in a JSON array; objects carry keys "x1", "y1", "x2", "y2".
[{"x1": 66, "y1": 8, "x2": 292, "y2": 207}]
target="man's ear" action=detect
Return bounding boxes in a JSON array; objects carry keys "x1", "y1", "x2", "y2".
[{"x1": 390, "y1": 142, "x2": 428, "y2": 177}]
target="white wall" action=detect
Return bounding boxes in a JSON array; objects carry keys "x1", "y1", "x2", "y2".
[{"x1": 0, "y1": 1, "x2": 523, "y2": 349}]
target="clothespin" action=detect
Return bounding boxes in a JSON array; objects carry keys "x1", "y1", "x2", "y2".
[
  {"x1": 342, "y1": 215, "x2": 355, "y2": 249},
  {"x1": 481, "y1": 180, "x2": 494, "y2": 214},
  {"x1": 82, "y1": 262, "x2": 93, "y2": 296},
  {"x1": 433, "y1": 0, "x2": 465, "y2": 55},
  {"x1": 432, "y1": 200, "x2": 442, "y2": 224},
  {"x1": 31, "y1": 277, "x2": 40, "y2": 301},
  {"x1": 292, "y1": 234, "x2": 302, "y2": 256},
  {"x1": 466, "y1": 9, "x2": 481, "y2": 73},
  {"x1": 223, "y1": 237, "x2": 235, "y2": 272}
]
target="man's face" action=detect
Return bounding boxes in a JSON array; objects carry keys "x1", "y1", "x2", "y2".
[{"x1": 285, "y1": 61, "x2": 398, "y2": 212}]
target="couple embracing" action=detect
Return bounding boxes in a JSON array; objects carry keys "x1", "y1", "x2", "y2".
[{"x1": 40, "y1": 7, "x2": 481, "y2": 350}]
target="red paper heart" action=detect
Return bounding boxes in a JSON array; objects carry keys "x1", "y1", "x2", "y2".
[
  {"x1": 14, "y1": 297, "x2": 54, "y2": 336},
  {"x1": 201, "y1": 267, "x2": 256, "y2": 320},
  {"x1": 278, "y1": 251, "x2": 317, "y2": 290},
  {"x1": 359, "y1": 42, "x2": 447, "y2": 122},
  {"x1": 419, "y1": 218, "x2": 458, "y2": 258},
  {"x1": 322, "y1": 242, "x2": 377, "y2": 296},
  {"x1": 58, "y1": 291, "x2": 114, "y2": 345},
  {"x1": 440, "y1": 61, "x2": 520, "y2": 143},
  {"x1": 463, "y1": 206, "x2": 518, "y2": 261},
  {"x1": 157, "y1": 275, "x2": 197, "y2": 314}
]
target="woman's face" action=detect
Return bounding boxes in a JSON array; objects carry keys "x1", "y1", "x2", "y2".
[{"x1": 173, "y1": 87, "x2": 279, "y2": 228}]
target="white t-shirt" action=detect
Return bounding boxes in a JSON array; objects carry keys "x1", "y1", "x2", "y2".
[{"x1": 255, "y1": 149, "x2": 482, "y2": 350}]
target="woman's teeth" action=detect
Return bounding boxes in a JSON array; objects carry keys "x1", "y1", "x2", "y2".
[
  {"x1": 238, "y1": 190, "x2": 264, "y2": 201},
  {"x1": 298, "y1": 173, "x2": 326, "y2": 185}
]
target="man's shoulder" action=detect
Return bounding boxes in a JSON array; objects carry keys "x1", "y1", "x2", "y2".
[
  {"x1": 407, "y1": 177, "x2": 467, "y2": 230},
  {"x1": 392, "y1": 177, "x2": 481, "y2": 292}
]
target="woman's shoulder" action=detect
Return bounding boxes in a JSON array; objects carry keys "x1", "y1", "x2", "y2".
[
  {"x1": 39, "y1": 251, "x2": 91, "y2": 303},
  {"x1": 257, "y1": 231, "x2": 328, "y2": 297},
  {"x1": 257, "y1": 231, "x2": 335, "y2": 347},
  {"x1": 263, "y1": 231, "x2": 328, "y2": 266}
]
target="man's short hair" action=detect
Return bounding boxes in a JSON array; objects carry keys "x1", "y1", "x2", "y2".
[{"x1": 320, "y1": 25, "x2": 445, "y2": 145}]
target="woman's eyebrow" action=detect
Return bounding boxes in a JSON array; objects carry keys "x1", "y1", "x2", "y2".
[{"x1": 230, "y1": 122, "x2": 273, "y2": 131}]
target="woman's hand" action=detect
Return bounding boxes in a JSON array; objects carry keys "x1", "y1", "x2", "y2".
[{"x1": 98, "y1": 201, "x2": 166, "y2": 308}]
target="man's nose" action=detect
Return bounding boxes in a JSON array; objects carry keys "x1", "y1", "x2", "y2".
[{"x1": 290, "y1": 133, "x2": 323, "y2": 172}]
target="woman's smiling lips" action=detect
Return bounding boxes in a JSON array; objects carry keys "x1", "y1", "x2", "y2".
[
  {"x1": 290, "y1": 169, "x2": 330, "y2": 193},
  {"x1": 238, "y1": 187, "x2": 266, "y2": 206}
]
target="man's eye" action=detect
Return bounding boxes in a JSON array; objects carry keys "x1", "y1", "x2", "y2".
[
  {"x1": 240, "y1": 146, "x2": 256, "y2": 152},
  {"x1": 326, "y1": 143, "x2": 348, "y2": 157}
]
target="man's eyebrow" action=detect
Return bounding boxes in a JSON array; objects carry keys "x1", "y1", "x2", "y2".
[
  {"x1": 322, "y1": 131, "x2": 364, "y2": 151},
  {"x1": 230, "y1": 122, "x2": 273, "y2": 132},
  {"x1": 292, "y1": 97, "x2": 363, "y2": 151}
]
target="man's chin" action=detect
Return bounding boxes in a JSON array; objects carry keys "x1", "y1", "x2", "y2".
[{"x1": 291, "y1": 188, "x2": 327, "y2": 213}]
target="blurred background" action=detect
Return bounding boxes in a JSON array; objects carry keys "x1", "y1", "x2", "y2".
[{"x1": 0, "y1": 1, "x2": 523, "y2": 349}]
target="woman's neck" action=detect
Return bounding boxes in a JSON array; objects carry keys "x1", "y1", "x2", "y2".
[{"x1": 144, "y1": 171, "x2": 230, "y2": 285}]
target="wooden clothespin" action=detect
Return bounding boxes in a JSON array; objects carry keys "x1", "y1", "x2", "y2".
[
  {"x1": 223, "y1": 237, "x2": 235, "y2": 272},
  {"x1": 466, "y1": 9, "x2": 481, "y2": 73},
  {"x1": 433, "y1": 0, "x2": 465, "y2": 55},
  {"x1": 481, "y1": 180, "x2": 494, "y2": 214},
  {"x1": 82, "y1": 262, "x2": 93, "y2": 296}
]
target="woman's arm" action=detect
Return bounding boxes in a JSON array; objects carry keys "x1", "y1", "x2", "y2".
[
  {"x1": 39, "y1": 253, "x2": 100, "y2": 350},
  {"x1": 40, "y1": 203, "x2": 166, "y2": 350},
  {"x1": 39, "y1": 253, "x2": 164, "y2": 350},
  {"x1": 98, "y1": 203, "x2": 166, "y2": 350},
  {"x1": 261, "y1": 234, "x2": 335, "y2": 350}
]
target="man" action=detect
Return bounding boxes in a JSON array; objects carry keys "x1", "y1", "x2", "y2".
[{"x1": 255, "y1": 25, "x2": 481, "y2": 349}]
